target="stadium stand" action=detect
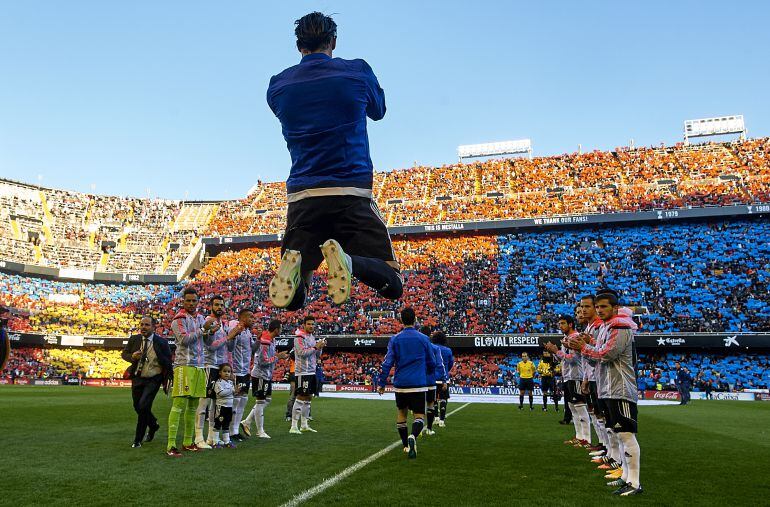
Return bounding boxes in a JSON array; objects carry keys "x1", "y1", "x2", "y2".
[
  {"x1": 4, "y1": 348, "x2": 766, "y2": 392},
  {"x1": 2, "y1": 219, "x2": 769, "y2": 337},
  {"x1": 2, "y1": 138, "x2": 769, "y2": 276}
]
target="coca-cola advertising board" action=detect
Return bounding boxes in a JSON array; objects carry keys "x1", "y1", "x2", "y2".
[{"x1": 643, "y1": 390, "x2": 681, "y2": 401}]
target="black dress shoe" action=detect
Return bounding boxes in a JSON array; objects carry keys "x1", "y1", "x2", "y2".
[{"x1": 145, "y1": 424, "x2": 160, "y2": 442}]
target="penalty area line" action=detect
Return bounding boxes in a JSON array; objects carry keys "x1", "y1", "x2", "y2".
[{"x1": 279, "y1": 402, "x2": 471, "y2": 507}]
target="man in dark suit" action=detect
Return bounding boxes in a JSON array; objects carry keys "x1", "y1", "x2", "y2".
[{"x1": 122, "y1": 316, "x2": 172, "y2": 448}]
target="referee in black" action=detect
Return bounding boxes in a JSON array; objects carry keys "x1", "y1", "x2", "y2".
[{"x1": 121, "y1": 316, "x2": 172, "y2": 448}]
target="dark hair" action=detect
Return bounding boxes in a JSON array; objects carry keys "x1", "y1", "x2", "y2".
[
  {"x1": 419, "y1": 325, "x2": 432, "y2": 336},
  {"x1": 238, "y1": 307, "x2": 253, "y2": 317},
  {"x1": 596, "y1": 293, "x2": 619, "y2": 306},
  {"x1": 218, "y1": 363, "x2": 231, "y2": 372},
  {"x1": 400, "y1": 307, "x2": 416, "y2": 326},
  {"x1": 182, "y1": 287, "x2": 198, "y2": 298},
  {"x1": 295, "y1": 12, "x2": 337, "y2": 52},
  {"x1": 268, "y1": 319, "x2": 282, "y2": 332},
  {"x1": 580, "y1": 294, "x2": 596, "y2": 303},
  {"x1": 432, "y1": 331, "x2": 447, "y2": 345},
  {"x1": 211, "y1": 295, "x2": 224, "y2": 305},
  {"x1": 303, "y1": 315, "x2": 316, "y2": 324},
  {"x1": 596, "y1": 287, "x2": 619, "y2": 299},
  {"x1": 558, "y1": 314, "x2": 576, "y2": 327}
]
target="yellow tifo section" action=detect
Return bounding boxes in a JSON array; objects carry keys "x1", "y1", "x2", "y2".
[
  {"x1": 30, "y1": 305, "x2": 140, "y2": 337},
  {"x1": 45, "y1": 348, "x2": 125, "y2": 378}
]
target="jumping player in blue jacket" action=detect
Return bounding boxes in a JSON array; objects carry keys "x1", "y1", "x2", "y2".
[{"x1": 267, "y1": 12, "x2": 403, "y2": 310}]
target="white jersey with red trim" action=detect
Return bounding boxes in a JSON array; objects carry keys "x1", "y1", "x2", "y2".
[
  {"x1": 581, "y1": 318, "x2": 603, "y2": 381},
  {"x1": 581, "y1": 315, "x2": 637, "y2": 402},
  {"x1": 557, "y1": 331, "x2": 583, "y2": 381}
]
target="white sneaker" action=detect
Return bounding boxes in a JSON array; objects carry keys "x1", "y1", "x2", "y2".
[
  {"x1": 437, "y1": 420, "x2": 446, "y2": 428},
  {"x1": 320, "y1": 239, "x2": 352, "y2": 305},
  {"x1": 270, "y1": 250, "x2": 302, "y2": 308},
  {"x1": 589, "y1": 450, "x2": 606, "y2": 457},
  {"x1": 289, "y1": 427, "x2": 302, "y2": 435},
  {"x1": 403, "y1": 446, "x2": 409, "y2": 453},
  {"x1": 300, "y1": 426, "x2": 317, "y2": 433},
  {"x1": 195, "y1": 440, "x2": 212, "y2": 449},
  {"x1": 407, "y1": 435, "x2": 417, "y2": 459},
  {"x1": 257, "y1": 431, "x2": 271, "y2": 439},
  {"x1": 423, "y1": 429, "x2": 435, "y2": 436}
]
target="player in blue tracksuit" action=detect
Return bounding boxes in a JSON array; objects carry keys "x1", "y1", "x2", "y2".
[
  {"x1": 377, "y1": 308, "x2": 436, "y2": 459},
  {"x1": 420, "y1": 324, "x2": 445, "y2": 435},
  {"x1": 432, "y1": 331, "x2": 455, "y2": 427},
  {"x1": 266, "y1": 11, "x2": 403, "y2": 312}
]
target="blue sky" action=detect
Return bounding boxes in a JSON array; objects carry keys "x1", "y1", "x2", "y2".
[{"x1": 1, "y1": 1, "x2": 768, "y2": 200}]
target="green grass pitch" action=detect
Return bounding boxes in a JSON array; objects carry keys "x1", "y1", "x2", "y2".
[{"x1": 1, "y1": 386, "x2": 768, "y2": 506}]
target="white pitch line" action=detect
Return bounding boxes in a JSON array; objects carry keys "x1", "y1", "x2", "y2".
[{"x1": 280, "y1": 402, "x2": 471, "y2": 507}]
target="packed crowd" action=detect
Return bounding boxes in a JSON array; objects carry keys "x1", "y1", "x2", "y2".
[
  {"x1": 497, "y1": 219, "x2": 770, "y2": 333},
  {"x1": 2, "y1": 347, "x2": 126, "y2": 379},
  {"x1": 636, "y1": 352, "x2": 769, "y2": 391},
  {"x1": 2, "y1": 138, "x2": 769, "y2": 272},
  {"x1": 2, "y1": 218, "x2": 769, "y2": 337},
  {"x1": 201, "y1": 138, "x2": 770, "y2": 236},
  {"x1": 5, "y1": 347, "x2": 766, "y2": 393}
]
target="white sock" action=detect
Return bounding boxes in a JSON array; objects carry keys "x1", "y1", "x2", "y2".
[
  {"x1": 255, "y1": 401, "x2": 266, "y2": 433},
  {"x1": 596, "y1": 419, "x2": 608, "y2": 447},
  {"x1": 617, "y1": 435, "x2": 627, "y2": 480},
  {"x1": 231, "y1": 396, "x2": 246, "y2": 434},
  {"x1": 207, "y1": 399, "x2": 216, "y2": 442},
  {"x1": 618, "y1": 432, "x2": 641, "y2": 487},
  {"x1": 222, "y1": 431, "x2": 230, "y2": 444},
  {"x1": 574, "y1": 404, "x2": 591, "y2": 443},
  {"x1": 300, "y1": 400, "x2": 312, "y2": 428},
  {"x1": 244, "y1": 405, "x2": 255, "y2": 427},
  {"x1": 213, "y1": 430, "x2": 220, "y2": 444},
  {"x1": 195, "y1": 397, "x2": 208, "y2": 442},
  {"x1": 609, "y1": 432, "x2": 621, "y2": 464},
  {"x1": 291, "y1": 399, "x2": 302, "y2": 428}
]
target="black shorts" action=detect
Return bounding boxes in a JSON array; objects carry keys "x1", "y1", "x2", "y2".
[
  {"x1": 282, "y1": 195, "x2": 396, "y2": 272},
  {"x1": 519, "y1": 378, "x2": 535, "y2": 391},
  {"x1": 214, "y1": 405, "x2": 233, "y2": 430},
  {"x1": 295, "y1": 374, "x2": 318, "y2": 397},
  {"x1": 564, "y1": 380, "x2": 587, "y2": 404},
  {"x1": 234, "y1": 375, "x2": 250, "y2": 396},
  {"x1": 395, "y1": 391, "x2": 427, "y2": 414},
  {"x1": 586, "y1": 381, "x2": 601, "y2": 415},
  {"x1": 205, "y1": 367, "x2": 220, "y2": 399},
  {"x1": 604, "y1": 398, "x2": 638, "y2": 433},
  {"x1": 595, "y1": 399, "x2": 608, "y2": 423},
  {"x1": 436, "y1": 383, "x2": 450, "y2": 401},
  {"x1": 426, "y1": 387, "x2": 436, "y2": 404},
  {"x1": 540, "y1": 376, "x2": 555, "y2": 394},
  {"x1": 252, "y1": 377, "x2": 273, "y2": 400}
]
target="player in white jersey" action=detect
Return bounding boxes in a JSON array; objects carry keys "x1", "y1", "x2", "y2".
[
  {"x1": 243, "y1": 319, "x2": 289, "y2": 438},
  {"x1": 290, "y1": 316, "x2": 326, "y2": 434},
  {"x1": 545, "y1": 314, "x2": 591, "y2": 448},
  {"x1": 578, "y1": 295, "x2": 610, "y2": 458},
  {"x1": 566, "y1": 290, "x2": 643, "y2": 496},
  {"x1": 195, "y1": 295, "x2": 231, "y2": 448},
  {"x1": 227, "y1": 309, "x2": 257, "y2": 441}
]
